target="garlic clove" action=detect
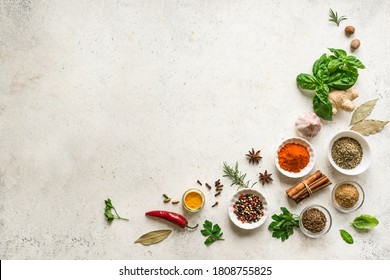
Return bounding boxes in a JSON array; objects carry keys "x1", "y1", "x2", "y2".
[{"x1": 295, "y1": 112, "x2": 322, "y2": 138}]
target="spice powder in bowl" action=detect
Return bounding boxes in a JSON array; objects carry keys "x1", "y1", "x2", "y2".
[
  {"x1": 182, "y1": 188, "x2": 205, "y2": 212},
  {"x1": 328, "y1": 130, "x2": 371, "y2": 175},
  {"x1": 332, "y1": 181, "x2": 364, "y2": 213},
  {"x1": 299, "y1": 205, "x2": 332, "y2": 238},
  {"x1": 275, "y1": 137, "x2": 315, "y2": 179},
  {"x1": 278, "y1": 143, "x2": 310, "y2": 173},
  {"x1": 331, "y1": 137, "x2": 363, "y2": 169}
]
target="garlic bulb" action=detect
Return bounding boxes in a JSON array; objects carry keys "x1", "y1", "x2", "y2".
[{"x1": 295, "y1": 112, "x2": 322, "y2": 138}]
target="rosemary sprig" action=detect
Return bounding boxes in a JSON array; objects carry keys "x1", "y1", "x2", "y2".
[
  {"x1": 328, "y1": 9, "x2": 347, "y2": 26},
  {"x1": 223, "y1": 162, "x2": 257, "y2": 190}
]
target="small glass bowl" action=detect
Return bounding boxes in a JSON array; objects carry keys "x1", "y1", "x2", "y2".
[
  {"x1": 182, "y1": 188, "x2": 205, "y2": 212},
  {"x1": 299, "y1": 205, "x2": 332, "y2": 238},
  {"x1": 332, "y1": 180, "x2": 364, "y2": 213}
]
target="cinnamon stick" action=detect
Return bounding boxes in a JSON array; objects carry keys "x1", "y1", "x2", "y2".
[
  {"x1": 291, "y1": 175, "x2": 328, "y2": 200},
  {"x1": 286, "y1": 170, "x2": 322, "y2": 197},
  {"x1": 296, "y1": 181, "x2": 332, "y2": 203},
  {"x1": 286, "y1": 170, "x2": 332, "y2": 204}
]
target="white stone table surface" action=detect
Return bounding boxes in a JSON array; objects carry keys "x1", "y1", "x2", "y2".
[{"x1": 1, "y1": 0, "x2": 389, "y2": 259}]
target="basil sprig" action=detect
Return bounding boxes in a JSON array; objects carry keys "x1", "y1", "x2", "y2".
[{"x1": 297, "y1": 48, "x2": 365, "y2": 120}]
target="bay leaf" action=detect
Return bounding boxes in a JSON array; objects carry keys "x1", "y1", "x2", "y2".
[
  {"x1": 350, "y1": 99, "x2": 378, "y2": 125},
  {"x1": 134, "y1": 229, "x2": 172, "y2": 246},
  {"x1": 351, "y1": 119, "x2": 389, "y2": 136}
]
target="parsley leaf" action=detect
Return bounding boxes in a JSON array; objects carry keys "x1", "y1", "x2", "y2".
[
  {"x1": 201, "y1": 220, "x2": 224, "y2": 246},
  {"x1": 104, "y1": 198, "x2": 129, "y2": 222},
  {"x1": 268, "y1": 207, "x2": 299, "y2": 242}
]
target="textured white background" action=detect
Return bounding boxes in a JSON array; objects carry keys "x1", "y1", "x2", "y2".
[{"x1": 1, "y1": 0, "x2": 389, "y2": 259}]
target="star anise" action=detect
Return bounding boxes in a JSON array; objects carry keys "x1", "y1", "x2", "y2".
[
  {"x1": 246, "y1": 148, "x2": 262, "y2": 164},
  {"x1": 259, "y1": 170, "x2": 273, "y2": 185}
]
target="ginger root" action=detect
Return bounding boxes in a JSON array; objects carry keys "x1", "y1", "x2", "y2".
[{"x1": 329, "y1": 87, "x2": 359, "y2": 115}]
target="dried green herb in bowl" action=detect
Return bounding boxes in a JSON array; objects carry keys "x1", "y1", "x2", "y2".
[{"x1": 328, "y1": 130, "x2": 371, "y2": 175}]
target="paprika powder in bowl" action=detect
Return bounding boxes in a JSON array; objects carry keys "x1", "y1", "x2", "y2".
[{"x1": 275, "y1": 137, "x2": 315, "y2": 179}]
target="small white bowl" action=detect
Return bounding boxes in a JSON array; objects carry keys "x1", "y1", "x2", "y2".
[
  {"x1": 328, "y1": 130, "x2": 371, "y2": 175},
  {"x1": 275, "y1": 137, "x2": 315, "y2": 178},
  {"x1": 228, "y1": 189, "x2": 268, "y2": 230}
]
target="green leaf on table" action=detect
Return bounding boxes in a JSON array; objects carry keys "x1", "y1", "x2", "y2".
[
  {"x1": 296, "y1": 74, "x2": 318, "y2": 90},
  {"x1": 201, "y1": 220, "x2": 224, "y2": 246},
  {"x1": 350, "y1": 99, "x2": 378, "y2": 125},
  {"x1": 352, "y1": 215, "x2": 379, "y2": 230},
  {"x1": 268, "y1": 207, "x2": 299, "y2": 242},
  {"x1": 104, "y1": 198, "x2": 129, "y2": 222},
  {"x1": 313, "y1": 87, "x2": 333, "y2": 121},
  {"x1": 346, "y1": 56, "x2": 365, "y2": 69},
  {"x1": 329, "y1": 48, "x2": 347, "y2": 58},
  {"x1": 351, "y1": 120, "x2": 389, "y2": 136},
  {"x1": 134, "y1": 230, "x2": 172, "y2": 246},
  {"x1": 340, "y1": 229, "x2": 354, "y2": 244},
  {"x1": 313, "y1": 53, "x2": 330, "y2": 75}
]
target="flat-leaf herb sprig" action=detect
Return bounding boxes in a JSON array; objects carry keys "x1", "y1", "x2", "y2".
[
  {"x1": 268, "y1": 207, "x2": 299, "y2": 242},
  {"x1": 223, "y1": 162, "x2": 257, "y2": 190},
  {"x1": 201, "y1": 220, "x2": 224, "y2": 246},
  {"x1": 328, "y1": 9, "x2": 347, "y2": 26},
  {"x1": 104, "y1": 198, "x2": 129, "y2": 222},
  {"x1": 296, "y1": 48, "x2": 365, "y2": 120}
]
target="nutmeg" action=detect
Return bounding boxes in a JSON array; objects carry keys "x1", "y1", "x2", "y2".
[
  {"x1": 345, "y1": 25, "x2": 356, "y2": 36},
  {"x1": 350, "y1": 39, "x2": 361, "y2": 50}
]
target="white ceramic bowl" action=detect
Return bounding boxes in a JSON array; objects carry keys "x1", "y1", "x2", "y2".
[
  {"x1": 328, "y1": 130, "x2": 371, "y2": 175},
  {"x1": 228, "y1": 189, "x2": 268, "y2": 230},
  {"x1": 275, "y1": 137, "x2": 315, "y2": 178}
]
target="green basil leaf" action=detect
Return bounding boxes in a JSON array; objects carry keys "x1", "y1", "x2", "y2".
[
  {"x1": 340, "y1": 229, "x2": 354, "y2": 244},
  {"x1": 296, "y1": 74, "x2": 318, "y2": 90},
  {"x1": 328, "y1": 59, "x2": 343, "y2": 73},
  {"x1": 328, "y1": 48, "x2": 347, "y2": 58},
  {"x1": 352, "y1": 215, "x2": 379, "y2": 230},
  {"x1": 312, "y1": 53, "x2": 329, "y2": 75},
  {"x1": 313, "y1": 87, "x2": 332, "y2": 120},
  {"x1": 347, "y1": 56, "x2": 365, "y2": 69},
  {"x1": 328, "y1": 70, "x2": 358, "y2": 90},
  {"x1": 316, "y1": 65, "x2": 329, "y2": 81}
]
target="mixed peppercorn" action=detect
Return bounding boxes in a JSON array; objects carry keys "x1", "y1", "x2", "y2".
[{"x1": 233, "y1": 193, "x2": 264, "y2": 223}]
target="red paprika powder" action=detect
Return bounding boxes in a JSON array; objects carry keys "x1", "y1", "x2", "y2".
[{"x1": 278, "y1": 143, "x2": 310, "y2": 173}]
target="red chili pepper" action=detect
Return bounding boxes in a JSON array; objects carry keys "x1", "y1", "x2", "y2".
[{"x1": 145, "y1": 210, "x2": 198, "y2": 229}]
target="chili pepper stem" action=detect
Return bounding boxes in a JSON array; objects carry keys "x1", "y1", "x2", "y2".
[{"x1": 185, "y1": 224, "x2": 199, "y2": 229}]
